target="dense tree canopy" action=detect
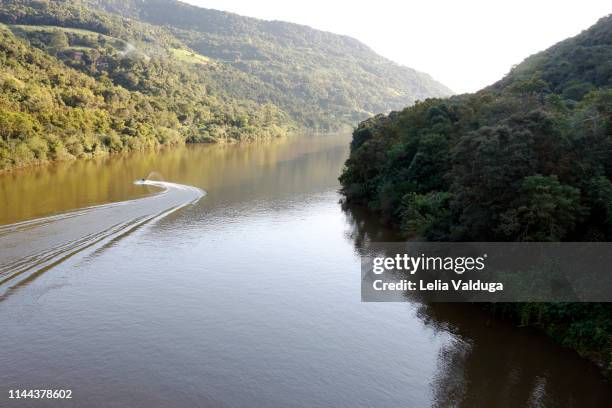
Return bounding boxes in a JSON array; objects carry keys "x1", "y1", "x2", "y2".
[
  {"x1": 341, "y1": 15, "x2": 612, "y2": 243},
  {"x1": 0, "y1": 0, "x2": 450, "y2": 136},
  {"x1": 340, "y1": 14, "x2": 612, "y2": 373},
  {"x1": 0, "y1": 0, "x2": 450, "y2": 171},
  {"x1": 0, "y1": 23, "x2": 290, "y2": 171}
]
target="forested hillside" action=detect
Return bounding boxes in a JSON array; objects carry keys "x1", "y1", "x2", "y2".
[
  {"x1": 0, "y1": 0, "x2": 291, "y2": 171},
  {"x1": 340, "y1": 15, "x2": 612, "y2": 373},
  {"x1": 86, "y1": 0, "x2": 452, "y2": 126},
  {"x1": 0, "y1": 0, "x2": 449, "y2": 172},
  {"x1": 0, "y1": 0, "x2": 451, "y2": 129},
  {"x1": 341, "y1": 14, "x2": 612, "y2": 241}
]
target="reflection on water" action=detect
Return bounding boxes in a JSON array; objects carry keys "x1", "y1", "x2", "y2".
[
  {"x1": 421, "y1": 303, "x2": 610, "y2": 407},
  {"x1": 343, "y1": 200, "x2": 612, "y2": 407},
  {"x1": 0, "y1": 133, "x2": 610, "y2": 407},
  {"x1": 0, "y1": 134, "x2": 342, "y2": 225}
]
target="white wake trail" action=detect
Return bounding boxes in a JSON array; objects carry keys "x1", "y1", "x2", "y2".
[{"x1": 0, "y1": 180, "x2": 205, "y2": 297}]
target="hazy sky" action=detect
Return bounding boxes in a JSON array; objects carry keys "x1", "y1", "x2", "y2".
[{"x1": 183, "y1": 0, "x2": 611, "y2": 93}]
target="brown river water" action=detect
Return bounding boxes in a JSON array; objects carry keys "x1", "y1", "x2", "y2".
[{"x1": 0, "y1": 133, "x2": 610, "y2": 407}]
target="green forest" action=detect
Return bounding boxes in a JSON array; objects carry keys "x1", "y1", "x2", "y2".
[
  {"x1": 0, "y1": 0, "x2": 449, "y2": 172},
  {"x1": 340, "y1": 15, "x2": 612, "y2": 375},
  {"x1": 84, "y1": 0, "x2": 451, "y2": 125}
]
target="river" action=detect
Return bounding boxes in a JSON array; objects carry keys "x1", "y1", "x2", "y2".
[{"x1": 0, "y1": 133, "x2": 610, "y2": 407}]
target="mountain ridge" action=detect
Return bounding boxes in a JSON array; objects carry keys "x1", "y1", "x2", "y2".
[{"x1": 84, "y1": 0, "x2": 452, "y2": 121}]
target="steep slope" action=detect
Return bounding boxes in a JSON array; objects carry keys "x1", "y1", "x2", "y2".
[
  {"x1": 491, "y1": 14, "x2": 612, "y2": 99},
  {"x1": 341, "y1": 14, "x2": 612, "y2": 240},
  {"x1": 0, "y1": 0, "x2": 451, "y2": 172},
  {"x1": 85, "y1": 0, "x2": 452, "y2": 125},
  {"x1": 0, "y1": 0, "x2": 451, "y2": 135},
  {"x1": 339, "y1": 14, "x2": 612, "y2": 373},
  {"x1": 0, "y1": 19, "x2": 290, "y2": 171}
]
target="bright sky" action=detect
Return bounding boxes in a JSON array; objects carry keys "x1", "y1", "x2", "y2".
[{"x1": 183, "y1": 0, "x2": 611, "y2": 94}]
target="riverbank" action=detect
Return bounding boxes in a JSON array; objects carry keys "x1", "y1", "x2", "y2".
[{"x1": 0, "y1": 124, "x2": 294, "y2": 175}]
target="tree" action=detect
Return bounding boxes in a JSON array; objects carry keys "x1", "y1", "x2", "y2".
[
  {"x1": 498, "y1": 175, "x2": 584, "y2": 241},
  {"x1": 49, "y1": 30, "x2": 69, "y2": 54}
]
